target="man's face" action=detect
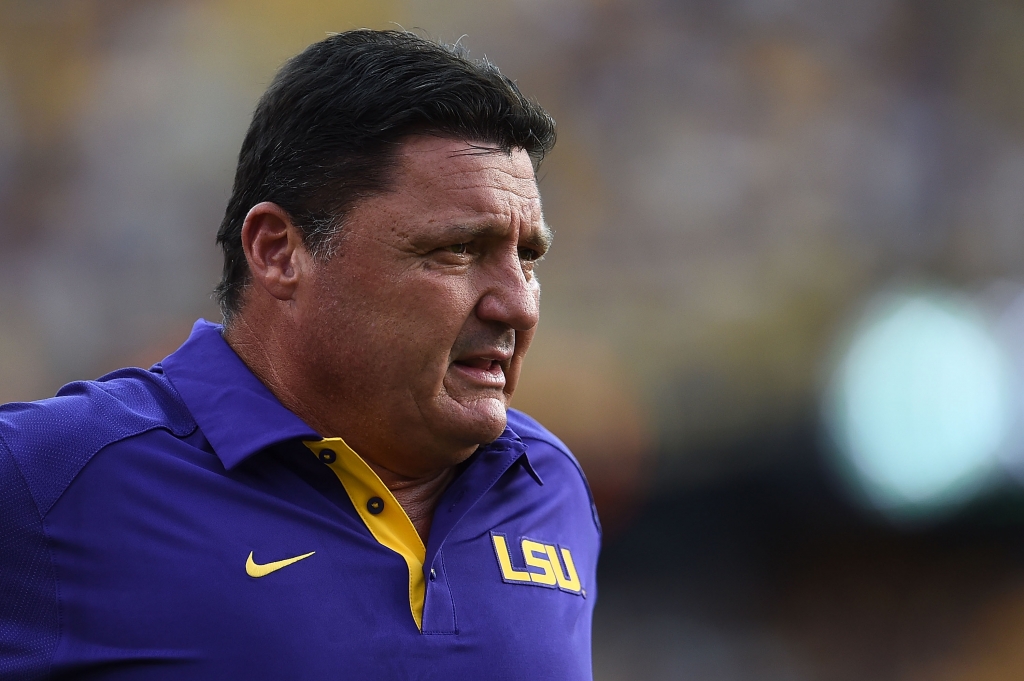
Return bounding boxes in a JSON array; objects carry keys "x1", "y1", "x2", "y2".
[{"x1": 297, "y1": 135, "x2": 549, "y2": 475}]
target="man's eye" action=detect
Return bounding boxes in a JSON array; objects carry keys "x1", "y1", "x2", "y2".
[
  {"x1": 446, "y1": 243, "x2": 469, "y2": 254},
  {"x1": 519, "y1": 247, "x2": 542, "y2": 262}
]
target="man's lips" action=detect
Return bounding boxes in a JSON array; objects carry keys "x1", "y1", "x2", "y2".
[{"x1": 450, "y1": 356, "x2": 507, "y2": 387}]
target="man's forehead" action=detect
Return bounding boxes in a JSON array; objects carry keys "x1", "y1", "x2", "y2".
[
  {"x1": 396, "y1": 137, "x2": 540, "y2": 194},
  {"x1": 382, "y1": 136, "x2": 544, "y2": 235}
]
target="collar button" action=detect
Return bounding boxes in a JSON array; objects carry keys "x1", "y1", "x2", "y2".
[
  {"x1": 367, "y1": 497, "x2": 384, "y2": 515},
  {"x1": 319, "y1": 448, "x2": 337, "y2": 464}
]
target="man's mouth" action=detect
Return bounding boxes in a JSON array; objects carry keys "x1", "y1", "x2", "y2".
[{"x1": 450, "y1": 356, "x2": 507, "y2": 387}]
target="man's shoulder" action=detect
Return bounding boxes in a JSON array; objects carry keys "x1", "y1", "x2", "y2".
[
  {"x1": 507, "y1": 408, "x2": 602, "y2": 534},
  {"x1": 0, "y1": 366, "x2": 196, "y2": 516}
]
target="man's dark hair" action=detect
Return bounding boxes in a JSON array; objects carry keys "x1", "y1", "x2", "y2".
[{"x1": 214, "y1": 29, "x2": 557, "y2": 321}]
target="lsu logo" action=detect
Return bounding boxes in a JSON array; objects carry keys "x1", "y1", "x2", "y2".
[{"x1": 490, "y1": 532, "x2": 583, "y2": 596}]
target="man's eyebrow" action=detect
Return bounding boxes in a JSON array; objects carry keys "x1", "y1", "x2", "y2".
[
  {"x1": 436, "y1": 221, "x2": 554, "y2": 251},
  {"x1": 532, "y1": 222, "x2": 554, "y2": 252}
]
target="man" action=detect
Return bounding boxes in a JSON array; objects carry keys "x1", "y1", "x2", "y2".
[{"x1": 0, "y1": 30, "x2": 600, "y2": 679}]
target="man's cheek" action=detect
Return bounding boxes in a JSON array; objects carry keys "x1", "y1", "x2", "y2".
[
  {"x1": 514, "y1": 326, "x2": 536, "y2": 356},
  {"x1": 503, "y1": 356, "x2": 528, "y2": 398}
]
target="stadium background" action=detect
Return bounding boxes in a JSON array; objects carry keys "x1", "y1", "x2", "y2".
[{"x1": 3, "y1": 0, "x2": 1024, "y2": 678}]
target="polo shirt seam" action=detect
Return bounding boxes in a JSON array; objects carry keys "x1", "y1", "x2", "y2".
[
  {"x1": 421, "y1": 549, "x2": 458, "y2": 636},
  {"x1": 39, "y1": 425, "x2": 196, "y2": 516},
  {"x1": 0, "y1": 431, "x2": 43, "y2": 519},
  {"x1": 91, "y1": 381, "x2": 197, "y2": 439},
  {"x1": 441, "y1": 549, "x2": 458, "y2": 634},
  {"x1": 40, "y1": 513, "x2": 63, "y2": 681},
  {"x1": 0, "y1": 434, "x2": 60, "y2": 678}
]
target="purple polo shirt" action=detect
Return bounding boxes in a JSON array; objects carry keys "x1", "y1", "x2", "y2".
[{"x1": 0, "y1": 320, "x2": 600, "y2": 680}]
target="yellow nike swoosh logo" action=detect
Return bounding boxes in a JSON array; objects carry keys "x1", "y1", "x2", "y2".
[{"x1": 245, "y1": 550, "x2": 316, "y2": 578}]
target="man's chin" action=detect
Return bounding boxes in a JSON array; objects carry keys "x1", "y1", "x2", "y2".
[{"x1": 441, "y1": 396, "x2": 509, "y2": 447}]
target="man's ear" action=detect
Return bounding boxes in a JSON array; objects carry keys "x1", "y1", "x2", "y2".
[{"x1": 240, "y1": 202, "x2": 310, "y2": 302}]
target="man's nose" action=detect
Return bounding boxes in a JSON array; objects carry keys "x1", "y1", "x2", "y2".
[{"x1": 475, "y1": 252, "x2": 540, "y2": 331}]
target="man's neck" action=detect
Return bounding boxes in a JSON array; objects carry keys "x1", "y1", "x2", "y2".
[{"x1": 366, "y1": 461, "x2": 457, "y2": 542}]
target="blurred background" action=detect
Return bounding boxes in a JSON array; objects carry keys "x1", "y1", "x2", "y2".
[{"x1": 3, "y1": 0, "x2": 1024, "y2": 678}]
